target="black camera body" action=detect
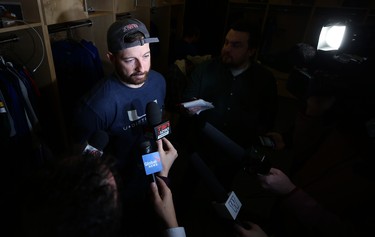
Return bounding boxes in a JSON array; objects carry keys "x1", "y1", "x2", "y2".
[
  {"x1": 287, "y1": 45, "x2": 371, "y2": 101},
  {"x1": 242, "y1": 146, "x2": 271, "y2": 175},
  {"x1": 285, "y1": 21, "x2": 375, "y2": 103}
]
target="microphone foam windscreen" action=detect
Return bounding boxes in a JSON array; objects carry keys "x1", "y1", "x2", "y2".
[
  {"x1": 146, "y1": 101, "x2": 162, "y2": 126},
  {"x1": 88, "y1": 130, "x2": 109, "y2": 151}
]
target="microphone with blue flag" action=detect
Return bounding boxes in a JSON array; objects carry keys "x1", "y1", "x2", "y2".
[{"x1": 140, "y1": 140, "x2": 162, "y2": 183}]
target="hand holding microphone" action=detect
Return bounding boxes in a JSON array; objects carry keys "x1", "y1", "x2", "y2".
[
  {"x1": 141, "y1": 101, "x2": 175, "y2": 182},
  {"x1": 82, "y1": 130, "x2": 109, "y2": 159},
  {"x1": 150, "y1": 176, "x2": 179, "y2": 229},
  {"x1": 156, "y1": 137, "x2": 178, "y2": 177}
]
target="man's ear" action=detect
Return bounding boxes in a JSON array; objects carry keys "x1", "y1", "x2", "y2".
[{"x1": 107, "y1": 52, "x2": 114, "y2": 62}]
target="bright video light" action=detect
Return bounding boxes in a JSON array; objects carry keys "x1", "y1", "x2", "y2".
[{"x1": 317, "y1": 25, "x2": 346, "y2": 51}]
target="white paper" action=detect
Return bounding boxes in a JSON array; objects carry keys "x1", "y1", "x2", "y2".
[{"x1": 181, "y1": 99, "x2": 214, "y2": 115}]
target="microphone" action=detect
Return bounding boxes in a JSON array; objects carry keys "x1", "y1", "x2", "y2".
[
  {"x1": 189, "y1": 152, "x2": 242, "y2": 220},
  {"x1": 201, "y1": 122, "x2": 245, "y2": 163},
  {"x1": 200, "y1": 121, "x2": 271, "y2": 175},
  {"x1": 139, "y1": 101, "x2": 168, "y2": 183},
  {"x1": 146, "y1": 101, "x2": 171, "y2": 140},
  {"x1": 82, "y1": 130, "x2": 109, "y2": 158},
  {"x1": 140, "y1": 140, "x2": 163, "y2": 183}
]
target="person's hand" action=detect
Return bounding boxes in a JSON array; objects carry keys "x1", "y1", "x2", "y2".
[
  {"x1": 233, "y1": 221, "x2": 269, "y2": 237},
  {"x1": 150, "y1": 176, "x2": 178, "y2": 228},
  {"x1": 178, "y1": 103, "x2": 193, "y2": 116},
  {"x1": 264, "y1": 132, "x2": 285, "y2": 150},
  {"x1": 257, "y1": 168, "x2": 296, "y2": 195},
  {"x1": 157, "y1": 137, "x2": 178, "y2": 177}
]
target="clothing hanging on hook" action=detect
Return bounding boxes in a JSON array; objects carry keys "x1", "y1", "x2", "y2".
[
  {"x1": 0, "y1": 57, "x2": 40, "y2": 138},
  {"x1": 1, "y1": 57, "x2": 54, "y2": 193},
  {"x1": 49, "y1": 20, "x2": 103, "y2": 135},
  {"x1": 0, "y1": 56, "x2": 44, "y2": 171}
]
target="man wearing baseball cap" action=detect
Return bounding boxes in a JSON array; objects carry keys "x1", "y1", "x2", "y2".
[{"x1": 73, "y1": 18, "x2": 183, "y2": 236}]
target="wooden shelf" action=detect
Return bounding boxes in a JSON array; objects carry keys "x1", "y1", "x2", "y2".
[
  {"x1": 0, "y1": 22, "x2": 42, "y2": 33},
  {"x1": 0, "y1": 0, "x2": 185, "y2": 153}
]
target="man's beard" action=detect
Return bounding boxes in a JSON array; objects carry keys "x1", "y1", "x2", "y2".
[
  {"x1": 122, "y1": 71, "x2": 149, "y2": 85},
  {"x1": 221, "y1": 53, "x2": 247, "y2": 68},
  {"x1": 221, "y1": 54, "x2": 235, "y2": 66}
]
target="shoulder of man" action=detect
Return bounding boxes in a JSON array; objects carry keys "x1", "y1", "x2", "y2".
[
  {"x1": 149, "y1": 69, "x2": 166, "y2": 79},
  {"x1": 148, "y1": 70, "x2": 167, "y2": 89},
  {"x1": 193, "y1": 57, "x2": 224, "y2": 73},
  {"x1": 251, "y1": 61, "x2": 276, "y2": 77}
]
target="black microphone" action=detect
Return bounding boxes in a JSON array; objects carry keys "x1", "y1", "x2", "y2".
[
  {"x1": 146, "y1": 101, "x2": 171, "y2": 140},
  {"x1": 140, "y1": 102, "x2": 167, "y2": 183},
  {"x1": 201, "y1": 122, "x2": 245, "y2": 163},
  {"x1": 82, "y1": 130, "x2": 109, "y2": 159},
  {"x1": 140, "y1": 140, "x2": 162, "y2": 183},
  {"x1": 189, "y1": 152, "x2": 242, "y2": 220},
  {"x1": 200, "y1": 122, "x2": 271, "y2": 175}
]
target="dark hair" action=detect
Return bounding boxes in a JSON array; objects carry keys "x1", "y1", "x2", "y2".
[
  {"x1": 229, "y1": 19, "x2": 261, "y2": 49},
  {"x1": 21, "y1": 155, "x2": 122, "y2": 237}
]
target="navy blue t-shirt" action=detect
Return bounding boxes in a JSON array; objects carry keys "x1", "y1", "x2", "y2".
[
  {"x1": 74, "y1": 71, "x2": 166, "y2": 233},
  {"x1": 74, "y1": 70, "x2": 166, "y2": 167}
]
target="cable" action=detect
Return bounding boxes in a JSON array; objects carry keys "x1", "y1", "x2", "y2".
[{"x1": 3, "y1": 19, "x2": 45, "y2": 73}]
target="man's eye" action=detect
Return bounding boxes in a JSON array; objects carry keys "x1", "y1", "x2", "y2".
[{"x1": 124, "y1": 59, "x2": 134, "y2": 63}]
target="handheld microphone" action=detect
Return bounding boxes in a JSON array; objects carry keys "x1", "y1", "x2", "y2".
[
  {"x1": 190, "y1": 152, "x2": 242, "y2": 220},
  {"x1": 140, "y1": 101, "x2": 167, "y2": 182},
  {"x1": 200, "y1": 121, "x2": 271, "y2": 175},
  {"x1": 140, "y1": 140, "x2": 163, "y2": 183},
  {"x1": 201, "y1": 122, "x2": 245, "y2": 163},
  {"x1": 82, "y1": 130, "x2": 109, "y2": 159},
  {"x1": 146, "y1": 101, "x2": 171, "y2": 140}
]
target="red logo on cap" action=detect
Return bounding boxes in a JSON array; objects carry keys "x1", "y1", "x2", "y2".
[{"x1": 123, "y1": 23, "x2": 138, "y2": 32}]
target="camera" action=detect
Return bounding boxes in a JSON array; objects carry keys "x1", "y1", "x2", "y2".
[
  {"x1": 258, "y1": 136, "x2": 275, "y2": 148},
  {"x1": 286, "y1": 43, "x2": 371, "y2": 100},
  {"x1": 242, "y1": 146, "x2": 271, "y2": 175}
]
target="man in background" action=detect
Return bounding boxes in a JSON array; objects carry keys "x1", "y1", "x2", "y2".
[{"x1": 177, "y1": 18, "x2": 278, "y2": 188}]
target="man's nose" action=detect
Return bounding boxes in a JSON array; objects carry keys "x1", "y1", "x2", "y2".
[{"x1": 135, "y1": 59, "x2": 144, "y2": 71}]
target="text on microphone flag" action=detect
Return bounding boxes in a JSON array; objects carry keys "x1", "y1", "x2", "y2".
[{"x1": 142, "y1": 151, "x2": 162, "y2": 175}]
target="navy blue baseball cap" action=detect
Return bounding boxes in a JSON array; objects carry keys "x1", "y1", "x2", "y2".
[{"x1": 107, "y1": 18, "x2": 159, "y2": 53}]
